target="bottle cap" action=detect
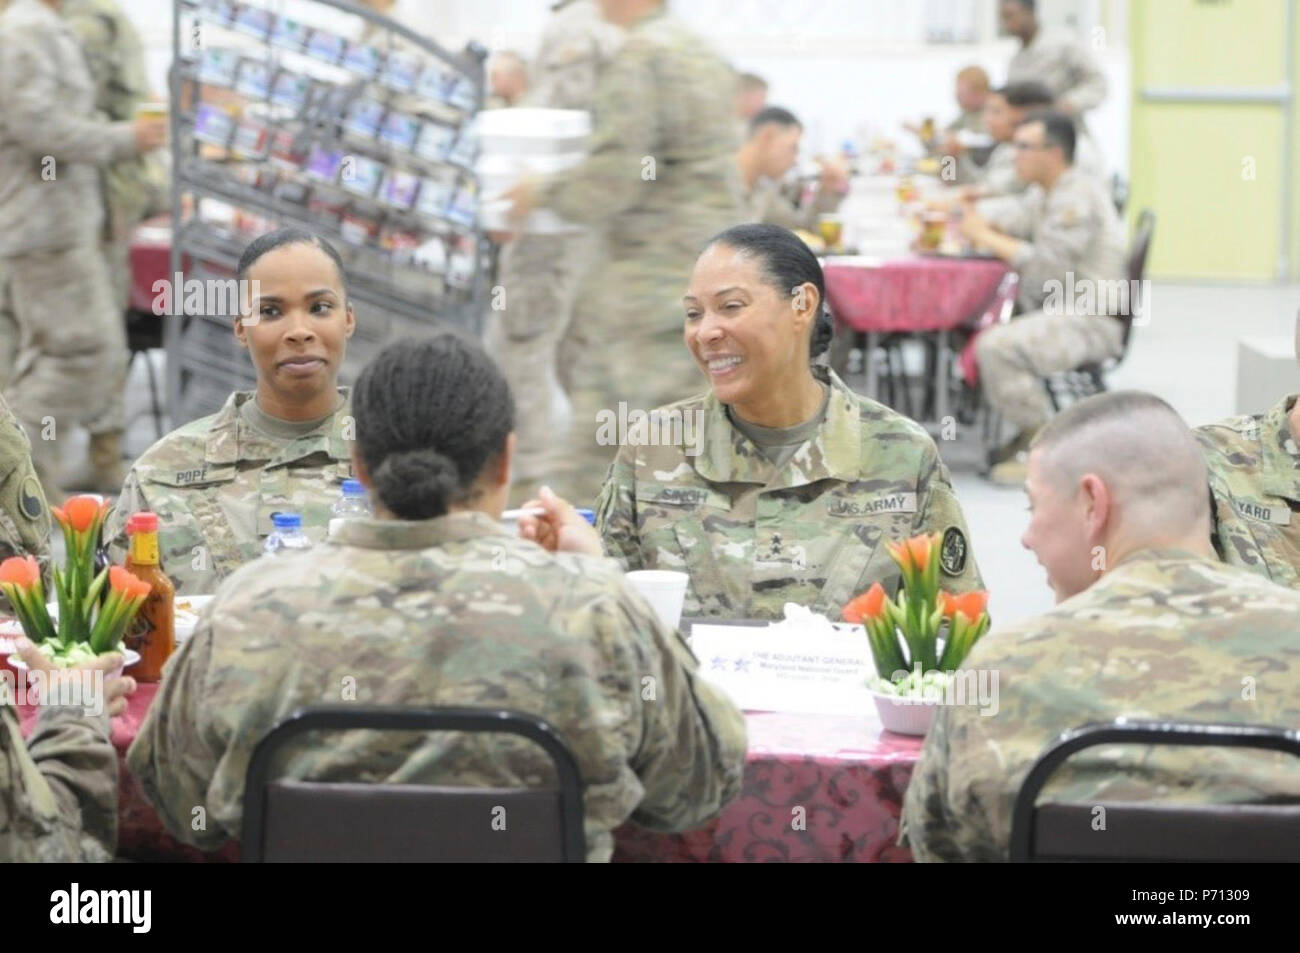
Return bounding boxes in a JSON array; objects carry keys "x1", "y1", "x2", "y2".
[
  {"x1": 271, "y1": 511, "x2": 302, "y2": 530},
  {"x1": 576, "y1": 508, "x2": 596, "y2": 526},
  {"x1": 341, "y1": 479, "x2": 365, "y2": 495},
  {"x1": 127, "y1": 512, "x2": 159, "y2": 533}
]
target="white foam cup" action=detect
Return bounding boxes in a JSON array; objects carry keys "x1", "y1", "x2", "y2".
[{"x1": 624, "y1": 570, "x2": 689, "y2": 631}]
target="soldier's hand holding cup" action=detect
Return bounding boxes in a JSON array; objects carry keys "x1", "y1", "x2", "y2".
[{"x1": 132, "y1": 102, "x2": 169, "y2": 154}]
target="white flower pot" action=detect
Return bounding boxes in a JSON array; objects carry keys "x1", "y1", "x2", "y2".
[{"x1": 871, "y1": 689, "x2": 940, "y2": 736}]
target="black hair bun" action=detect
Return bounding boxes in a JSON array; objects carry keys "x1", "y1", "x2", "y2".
[{"x1": 372, "y1": 449, "x2": 460, "y2": 520}]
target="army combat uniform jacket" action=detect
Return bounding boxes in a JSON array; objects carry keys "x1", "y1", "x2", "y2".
[
  {"x1": 983, "y1": 166, "x2": 1127, "y2": 315},
  {"x1": 0, "y1": 395, "x2": 50, "y2": 580},
  {"x1": 105, "y1": 390, "x2": 353, "y2": 595},
  {"x1": 738, "y1": 175, "x2": 845, "y2": 233},
  {"x1": 0, "y1": 0, "x2": 138, "y2": 258},
  {"x1": 1, "y1": 705, "x2": 118, "y2": 861},
  {"x1": 127, "y1": 513, "x2": 748, "y2": 862},
  {"x1": 1006, "y1": 28, "x2": 1108, "y2": 118},
  {"x1": 903, "y1": 549, "x2": 1300, "y2": 862},
  {"x1": 1196, "y1": 394, "x2": 1300, "y2": 589},
  {"x1": 597, "y1": 368, "x2": 983, "y2": 620}
]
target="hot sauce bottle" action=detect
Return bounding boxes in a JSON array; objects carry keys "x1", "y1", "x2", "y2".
[{"x1": 124, "y1": 512, "x2": 176, "y2": 682}]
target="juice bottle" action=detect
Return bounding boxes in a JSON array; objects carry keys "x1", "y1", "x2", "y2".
[{"x1": 123, "y1": 512, "x2": 176, "y2": 682}]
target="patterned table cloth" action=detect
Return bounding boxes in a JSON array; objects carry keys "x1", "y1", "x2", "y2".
[
  {"x1": 824, "y1": 256, "x2": 1009, "y2": 333},
  {"x1": 19, "y1": 684, "x2": 923, "y2": 863}
]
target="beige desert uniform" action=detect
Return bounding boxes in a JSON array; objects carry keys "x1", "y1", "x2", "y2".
[
  {"x1": 738, "y1": 176, "x2": 844, "y2": 232},
  {"x1": 974, "y1": 167, "x2": 1128, "y2": 433},
  {"x1": 1006, "y1": 28, "x2": 1108, "y2": 119},
  {"x1": 535, "y1": 6, "x2": 742, "y2": 507},
  {"x1": 0, "y1": 0, "x2": 135, "y2": 501},
  {"x1": 488, "y1": 0, "x2": 623, "y2": 504}
]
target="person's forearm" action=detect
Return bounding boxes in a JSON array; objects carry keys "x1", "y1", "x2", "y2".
[
  {"x1": 974, "y1": 228, "x2": 1026, "y2": 264},
  {"x1": 26, "y1": 706, "x2": 119, "y2": 860}
]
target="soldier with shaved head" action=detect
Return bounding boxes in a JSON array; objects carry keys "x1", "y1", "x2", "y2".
[{"x1": 903, "y1": 390, "x2": 1300, "y2": 862}]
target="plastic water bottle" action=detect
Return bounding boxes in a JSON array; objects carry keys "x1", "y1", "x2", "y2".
[
  {"x1": 329, "y1": 479, "x2": 372, "y2": 537},
  {"x1": 264, "y1": 512, "x2": 313, "y2": 555}
]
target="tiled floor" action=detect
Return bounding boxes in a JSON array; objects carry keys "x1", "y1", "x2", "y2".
[{"x1": 124, "y1": 280, "x2": 1299, "y2": 626}]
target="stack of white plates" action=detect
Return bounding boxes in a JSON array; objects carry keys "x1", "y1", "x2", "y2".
[{"x1": 475, "y1": 108, "x2": 591, "y2": 235}]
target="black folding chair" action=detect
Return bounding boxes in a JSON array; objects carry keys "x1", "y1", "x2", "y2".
[
  {"x1": 241, "y1": 705, "x2": 586, "y2": 862},
  {"x1": 1044, "y1": 208, "x2": 1155, "y2": 410},
  {"x1": 1010, "y1": 719, "x2": 1300, "y2": 862}
]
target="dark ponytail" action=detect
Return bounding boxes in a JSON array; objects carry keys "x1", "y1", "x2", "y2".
[
  {"x1": 702, "y1": 223, "x2": 834, "y2": 359},
  {"x1": 353, "y1": 333, "x2": 515, "y2": 520}
]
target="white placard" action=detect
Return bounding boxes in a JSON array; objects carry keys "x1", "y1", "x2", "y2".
[{"x1": 690, "y1": 622, "x2": 876, "y2": 717}]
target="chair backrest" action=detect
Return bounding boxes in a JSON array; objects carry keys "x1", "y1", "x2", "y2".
[
  {"x1": 1116, "y1": 208, "x2": 1155, "y2": 354},
  {"x1": 975, "y1": 270, "x2": 1020, "y2": 330},
  {"x1": 241, "y1": 705, "x2": 587, "y2": 863},
  {"x1": 1010, "y1": 719, "x2": 1300, "y2": 862}
]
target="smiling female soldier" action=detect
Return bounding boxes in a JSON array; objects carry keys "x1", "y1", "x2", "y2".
[{"x1": 590, "y1": 223, "x2": 983, "y2": 620}]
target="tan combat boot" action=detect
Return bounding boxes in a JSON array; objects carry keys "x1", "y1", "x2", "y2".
[{"x1": 88, "y1": 430, "x2": 126, "y2": 497}]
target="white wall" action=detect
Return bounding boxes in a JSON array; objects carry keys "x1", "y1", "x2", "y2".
[{"x1": 120, "y1": 0, "x2": 1130, "y2": 175}]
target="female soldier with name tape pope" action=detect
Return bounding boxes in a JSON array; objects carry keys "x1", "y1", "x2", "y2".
[
  {"x1": 520, "y1": 224, "x2": 984, "y2": 621},
  {"x1": 104, "y1": 229, "x2": 355, "y2": 595}
]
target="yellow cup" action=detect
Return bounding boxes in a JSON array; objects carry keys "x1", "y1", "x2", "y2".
[{"x1": 818, "y1": 215, "x2": 844, "y2": 249}]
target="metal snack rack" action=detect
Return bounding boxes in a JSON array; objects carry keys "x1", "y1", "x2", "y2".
[{"x1": 168, "y1": 0, "x2": 487, "y2": 423}]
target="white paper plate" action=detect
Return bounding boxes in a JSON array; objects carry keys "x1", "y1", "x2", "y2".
[{"x1": 173, "y1": 595, "x2": 214, "y2": 643}]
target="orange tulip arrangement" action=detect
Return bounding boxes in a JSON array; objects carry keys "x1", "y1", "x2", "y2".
[
  {"x1": 0, "y1": 495, "x2": 151, "y2": 664},
  {"x1": 842, "y1": 532, "x2": 991, "y2": 692}
]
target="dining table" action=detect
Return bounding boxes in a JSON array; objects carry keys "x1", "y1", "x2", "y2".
[
  {"x1": 821, "y1": 173, "x2": 1014, "y2": 426},
  {"x1": 12, "y1": 666, "x2": 924, "y2": 864}
]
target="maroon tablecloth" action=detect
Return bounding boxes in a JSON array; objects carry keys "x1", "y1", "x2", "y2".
[
  {"x1": 128, "y1": 219, "x2": 181, "y2": 315},
  {"x1": 614, "y1": 710, "x2": 921, "y2": 862},
  {"x1": 18, "y1": 681, "x2": 921, "y2": 863},
  {"x1": 824, "y1": 256, "x2": 1009, "y2": 333}
]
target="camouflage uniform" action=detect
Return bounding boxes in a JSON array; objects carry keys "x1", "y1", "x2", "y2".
[
  {"x1": 0, "y1": 394, "x2": 50, "y2": 574},
  {"x1": 0, "y1": 0, "x2": 135, "y2": 497},
  {"x1": 974, "y1": 167, "x2": 1128, "y2": 433},
  {"x1": 945, "y1": 107, "x2": 986, "y2": 136},
  {"x1": 958, "y1": 141, "x2": 1018, "y2": 191},
  {"x1": 738, "y1": 176, "x2": 844, "y2": 233},
  {"x1": 596, "y1": 367, "x2": 983, "y2": 620},
  {"x1": 127, "y1": 512, "x2": 748, "y2": 862},
  {"x1": 1007, "y1": 28, "x2": 1108, "y2": 118},
  {"x1": 488, "y1": 0, "x2": 621, "y2": 504},
  {"x1": 104, "y1": 389, "x2": 354, "y2": 595},
  {"x1": 63, "y1": 0, "x2": 162, "y2": 315},
  {"x1": 1, "y1": 705, "x2": 118, "y2": 862},
  {"x1": 1196, "y1": 394, "x2": 1300, "y2": 589},
  {"x1": 535, "y1": 6, "x2": 742, "y2": 506},
  {"x1": 903, "y1": 548, "x2": 1300, "y2": 862}
]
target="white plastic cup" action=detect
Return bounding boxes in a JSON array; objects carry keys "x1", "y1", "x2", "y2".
[{"x1": 625, "y1": 570, "x2": 689, "y2": 632}]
